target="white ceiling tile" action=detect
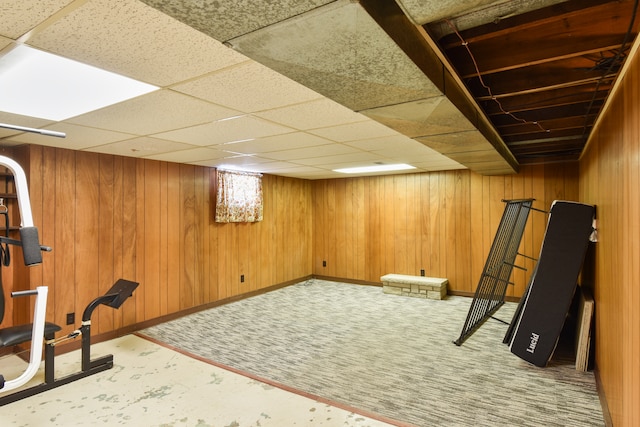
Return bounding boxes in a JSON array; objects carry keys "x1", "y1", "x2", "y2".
[
  {"x1": 26, "y1": 0, "x2": 248, "y2": 86},
  {"x1": 344, "y1": 134, "x2": 425, "y2": 152},
  {"x1": 0, "y1": 1, "x2": 70, "y2": 39},
  {"x1": 293, "y1": 151, "x2": 386, "y2": 166},
  {"x1": 255, "y1": 98, "x2": 367, "y2": 130},
  {"x1": 238, "y1": 160, "x2": 305, "y2": 172},
  {"x1": 0, "y1": 111, "x2": 54, "y2": 139},
  {"x1": 144, "y1": 147, "x2": 229, "y2": 163},
  {"x1": 256, "y1": 163, "x2": 335, "y2": 179},
  {"x1": 173, "y1": 61, "x2": 323, "y2": 113},
  {"x1": 309, "y1": 120, "x2": 398, "y2": 142},
  {"x1": 68, "y1": 90, "x2": 241, "y2": 135},
  {"x1": 269, "y1": 168, "x2": 336, "y2": 179},
  {"x1": 0, "y1": 36, "x2": 12, "y2": 50},
  {"x1": 155, "y1": 115, "x2": 295, "y2": 146},
  {"x1": 260, "y1": 143, "x2": 358, "y2": 161},
  {"x1": 204, "y1": 154, "x2": 275, "y2": 170},
  {"x1": 331, "y1": 167, "x2": 421, "y2": 177},
  {"x1": 192, "y1": 156, "x2": 288, "y2": 169},
  {"x1": 87, "y1": 136, "x2": 197, "y2": 158},
  {"x1": 223, "y1": 132, "x2": 334, "y2": 154}
]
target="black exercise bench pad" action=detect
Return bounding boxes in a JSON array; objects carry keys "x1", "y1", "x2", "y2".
[{"x1": 0, "y1": 322, "x2": 61, "y2": 348}]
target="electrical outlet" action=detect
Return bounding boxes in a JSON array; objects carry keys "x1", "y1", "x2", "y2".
[
  {"x1": 322, "y1": 260, "x2": 327, "y2": 267},
  {"x1": 66, "y1": 312, "x2": 75, "y2": 325},
  {"x1": 240, "y1": 274, "x2": 245, "y2": 283},
  {"x1": 420, "y1": 269, "x2": 425, "y2": 276}
]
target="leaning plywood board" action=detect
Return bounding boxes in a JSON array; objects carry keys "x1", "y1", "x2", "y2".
[{"x1": 575, "y1": 286, "x2": 594, "y2": 371}]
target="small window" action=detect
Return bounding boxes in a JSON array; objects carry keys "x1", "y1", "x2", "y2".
[{"x1": 215, "y1": 169, "x2": 263, "y2": 223}]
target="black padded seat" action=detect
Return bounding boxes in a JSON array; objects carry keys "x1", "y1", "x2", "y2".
[{"x1": 0, "y1": 322, "x2": 61, "y2": 348}]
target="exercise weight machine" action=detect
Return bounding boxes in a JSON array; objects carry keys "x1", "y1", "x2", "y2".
[{"x1": 0, "y1": 155, "x2": 138, "y2": 405}]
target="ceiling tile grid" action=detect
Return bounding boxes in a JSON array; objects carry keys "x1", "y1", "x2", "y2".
[
  {"x1": 67, "y1": 90, "x2": 241, "y2": 136},
  {"x1": 25, "y1": 0, "x2": 248, "y2": 87},
  {"x1": 171, "y1": 61, "x2": 324, "y2": 114}
]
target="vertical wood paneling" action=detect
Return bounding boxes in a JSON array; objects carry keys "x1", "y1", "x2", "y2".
[
  {"x1": 134, "y1": 159, "x2": 146, "y2": 322},
  {"x1": 144, "y1": 160, "x2": 161, "y2": 320},
  {"x1": 418, "y1": 174, "x2": 431, "y2": 277},
  {"x1": 312, "y1": 165, "x2": 578, "y2": 294},
  {"x1": 364, "y1": 178, "x2": 382, "y2": 282},
  {"x1": 53, "y1": 149, "x2": 76, "y2": 335},
  {"x1": 206, "y1": 169, "x2": 219, "y2": 300},
  {"x1": 428, "y1": 173, "x2": 441, "y2": 276},
  {"x1": 580, "y1": 44, "x2": 640, "y2": 426},
  {"x1": 394, "y1": 175, "x2": 408, "y2": 275},
  {"x1": 121, "y1": 157, "x2": 137, "y2": 327},
  {"x1": 383, "y1": 176, "x2": 396, "y2": 277},
  {"x1": 468, "y1": 172, "x2": 484, "y2": 290},
  {"x1": 98, "y1": 155, "x2": 115, "y2": 334},
  {"x1": 624, "y1": 58, "x2": 640, "y2": 427},
  {"x1": 8, "y1": 147, "x2": 311, "y2": 340},
  {"x1": 455, "y1": 170, "x2": 472, "y2": 292},
  {"x1": 112, "y1": 156, "x2": 124, "y2": 330},
  {"x1": 159, "y1": 162, "x2": 169, "y2": 316},
  {"x1": 335, "y1": 179, "x2": 347, "y2": 278},
  {"x1": 179, "y1": 164, "x2": 195, "y2": 309},
  {"x1": 444, "y1": 172, "x2": 456, "y2": 284},
  {"x1": 193, "y1": 167, "x2": 205, "y2": 305},
  {"x1": 75, "y1": 152, "x2": 100, "y2": 330}
]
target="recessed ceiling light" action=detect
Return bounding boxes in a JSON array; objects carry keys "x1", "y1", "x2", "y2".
[
  {"x1": 216, "y1": 114, "x2": 247, "y2": 122},
  {"x1": 0, "y1": 45, "x2": 158, "y2": 121},
  {"x1": 333, "y1": 164, "x2": 416, "y2": 174},
  {"x1": 222, "y1": 138, "x2": 255, "y2": 145}
]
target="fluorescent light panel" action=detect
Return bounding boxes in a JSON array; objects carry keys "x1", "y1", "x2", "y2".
[
  {"x1": 0, "y1": 45, "x2": 158, "y2": 121},
  {"x1": 334, "y1": 163, "x2": 416, "y2": 174}
]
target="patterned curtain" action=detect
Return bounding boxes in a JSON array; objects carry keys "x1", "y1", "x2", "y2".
[{"x1": 215, "y1": 169, "x2": 263, "y2": 223}]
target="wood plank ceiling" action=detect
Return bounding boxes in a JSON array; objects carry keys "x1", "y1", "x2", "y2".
[{"x1": 419, "y1": 0, "x2": 640, "y2": 164}]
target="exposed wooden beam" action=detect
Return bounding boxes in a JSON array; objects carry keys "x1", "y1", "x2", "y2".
[
  {"x1": 480, "y1": 84, "x2": 611, "y2": 115},
  {"x1": 436, "y1": 0, "x2": 634, "y2": 48},
  {"x1": 471, "y1": 65, "x2": 617, "y2": 99},
  {"x1": 453, "y1": 42, "x2": 629, "y2": 78}
]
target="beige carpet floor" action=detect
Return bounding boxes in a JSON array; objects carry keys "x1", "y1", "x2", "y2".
[{"x1": 140, "y1": 279, "x2": 605, "y2": 427}]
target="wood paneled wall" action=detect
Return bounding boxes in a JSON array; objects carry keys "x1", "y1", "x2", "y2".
[
  {"x1": 579, "y1": 42, "x2": 640, "y2": 426},
  {"x1": 4, "y1": 145, "x2": 312, "y2": 337},
  {"x1": 311, "y1": 164, "x2": 579, "y2": 297}
]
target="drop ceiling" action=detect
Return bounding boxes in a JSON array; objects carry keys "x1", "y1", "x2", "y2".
[{"x1": 0, "y1": 0, "x2": 637, "y2": 178}]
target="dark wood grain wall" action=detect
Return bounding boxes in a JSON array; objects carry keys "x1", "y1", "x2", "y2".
[
  {"x1": 312, "y1": 165, "x2": 579, "y2": 297},
  {"x1": 579, "y1": 41, "x2": 640, "y2": 427},
  {"x1": 5, "y1": 145, "x2": 312, "y2": 338}
]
